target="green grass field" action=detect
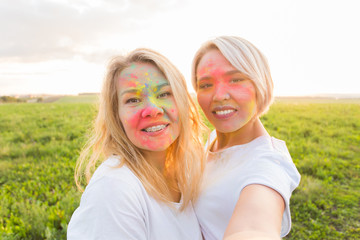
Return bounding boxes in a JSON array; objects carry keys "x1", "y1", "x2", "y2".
[{"x1": 0, "y1": 98, "x2": 359, "y2": 239}]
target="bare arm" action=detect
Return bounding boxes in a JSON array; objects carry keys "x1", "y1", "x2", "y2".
[{"x1": 223, "y1": 184, "x2": 284, "y2": 240}]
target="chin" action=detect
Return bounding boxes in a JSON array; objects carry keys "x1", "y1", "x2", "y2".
[
  {"x1": 147, "y1": 146, "x2": 170, "y2": 152},
  {"x1": 214, "y1": 124, "x2": 243, "y2": 133},
  {"x1": 216, "y1": 128, "x2": 236, "y2": 134},
  {"x1": 140, "y1": 143, "x2": 172, "y2": 152}
]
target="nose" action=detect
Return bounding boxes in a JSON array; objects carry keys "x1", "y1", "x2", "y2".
[
  {"x1": 141, "y1": 101, "x2": 164, "y2": 118},
  {"x1": 213, "y1": 83, "x2": 230, "y2": 101}
]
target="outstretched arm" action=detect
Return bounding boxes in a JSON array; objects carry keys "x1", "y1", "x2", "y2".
[{"x1": 223, "y1": 184, "x2": 284, "y2": 240}]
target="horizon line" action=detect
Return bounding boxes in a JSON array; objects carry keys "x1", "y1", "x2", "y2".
[{"x1": 2, "y1": 92, "x2": 360, "y2": 99}]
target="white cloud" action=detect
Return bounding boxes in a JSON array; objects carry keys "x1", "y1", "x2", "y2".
[
  {"x1": 0, "y1": 0, "x2": 186, "y2": 62},
  {"x1": 1, "y1": 0, "x2": 360, "y2": 95}
]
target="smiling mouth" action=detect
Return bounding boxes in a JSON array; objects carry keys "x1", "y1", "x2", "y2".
[
  {"x1": 213, "y1": 109, "x2": 236, "y2": 116},
  {"x1": 142, "y1": 124, "x2": 169, "y2": 132}
]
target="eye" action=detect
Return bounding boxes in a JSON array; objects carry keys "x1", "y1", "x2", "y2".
[
  {"x1": 157, "y1": 91, "x2": 172, "y2": 98},
  {"x1": 199, "y1": 83, "x2": 213, "y2": 89},
  {"x1": 230, "y1": 78, "x2": 244, "y2": 83},
  {"x1": 125, "y1": 98, "x2": 141, "y2": 104}
]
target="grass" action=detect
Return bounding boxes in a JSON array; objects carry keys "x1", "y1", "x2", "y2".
[
  {"x1": 0, "y1": 103, "x2": 97, "y2": 239},
  {"x1": 0, "y1": 99, "x2": 359, "y2": 239},
  {"x1": 261, "y1": 102, "x2": 360, "y2": 239}
]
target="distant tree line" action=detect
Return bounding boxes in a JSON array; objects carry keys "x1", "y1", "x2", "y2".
[
  {"x1": 0, "y1": 96, "x2": 26, "y2": 103},
  {"x1": 0, "y1": 96, "x2": 44, "y2": 103}
]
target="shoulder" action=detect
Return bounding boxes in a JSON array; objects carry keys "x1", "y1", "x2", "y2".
[
  {"x1": 84, "y1": 156, "x2": 145, "y2": 203},
  {"x1": 245, "y1": 137, "x2": 295, "y2": 168},
  {"x1": 73, "y1": 174, "x2": 146, "y2": 231},
  {"x1": 249, "y1": 137, "x2": 300, "y2": 182},
  {"x1": 90, "y1": 156, "x2": 137, "y2": 183},
  {"x1": 74, "y1": 156, "x2": 147, "y2": 215},
  {"x1": 68, "y1": 157, "x2": 148, "y2": 239}
]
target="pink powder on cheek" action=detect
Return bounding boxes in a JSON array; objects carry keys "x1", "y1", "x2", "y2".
[
  {"x1": 125, "y1": 109, "x2": 142, "y2": 129},
  {"x1": 234, "y1": 86, "x2": 253, "y2": 100},
  {"x1": 225, "y1": 80, "x2": 256, "y2": 100},
  {"x1": 236, "y1": 93, "x2": 257, "y2": 122},
  {"x1": 170, "y1": 109, "x2": 179, "y2": 123}
]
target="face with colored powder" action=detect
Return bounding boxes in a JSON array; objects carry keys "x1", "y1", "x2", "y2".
[
  {"x1": 196, "y1": 49, "x2": 257, "y2": 133},
  {"x1": 117, "y1": 62, "x2": 180, "y2": 153}
]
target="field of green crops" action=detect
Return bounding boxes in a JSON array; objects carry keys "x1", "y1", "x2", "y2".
[{"x1": 0, "y1": 98, "x2": 359, "y2": 239}]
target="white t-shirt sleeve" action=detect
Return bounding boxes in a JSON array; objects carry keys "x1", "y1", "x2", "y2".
[
  {"x1": 67, "y1": 176, "x2": 147, "y2": 240},
  {"x1": 239, "y1": 152, "x2": 300, "y2": 237}
]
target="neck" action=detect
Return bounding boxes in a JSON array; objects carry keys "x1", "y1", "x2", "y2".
[
  {"x1": 214, "y1": 118, "x2": 269, "y2": 151},
  {"x1": 141, "y1": 150, "x2": 167, "y2": 172},
  {"x1": 141, "y1": 149, "x2": 181, "y2": 202}
]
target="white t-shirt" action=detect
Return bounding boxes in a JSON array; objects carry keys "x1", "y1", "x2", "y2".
[
  {"x1": 67, "y1": 157, "x2": 202, "y2": 240},
  {"x1": 194, "y1": 131, "x2": 301, "y2": 240}
]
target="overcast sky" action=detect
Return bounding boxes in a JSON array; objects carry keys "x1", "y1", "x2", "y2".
[{"x1": 1, "y1": 0, "x2": 360, "y2": 96}]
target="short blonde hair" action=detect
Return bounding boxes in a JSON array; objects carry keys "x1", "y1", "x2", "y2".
[
  {"x1": 192, "y1": 36, "x2": 274, "y2": 117},
  {"x1": 76, "y1": 48, "x2": 204, "y2": 210}
]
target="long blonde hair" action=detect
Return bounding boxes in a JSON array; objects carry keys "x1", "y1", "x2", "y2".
[{"x1": 75, "y1": 48, "x2": 205, "y2": 210}]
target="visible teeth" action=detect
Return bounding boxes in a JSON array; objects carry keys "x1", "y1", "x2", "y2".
[
  {"x1": 144, "y1": 125, "x2": 166, "y2": 132},
  {"x1": 215, "y1": 110, "x2": 235, "y2": 115}
]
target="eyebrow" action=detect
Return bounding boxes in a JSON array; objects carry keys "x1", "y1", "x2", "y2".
[
  {"x1": 119, "y1": 88, "x2": 140, "y2": 97},
  {"x1": 198, "y1": 76, "x2": 212, "y2": 82},
  {"x1": 153, "y1": 82, "x2": 170, "y2": 92},
  {"x1": 119, "y1": 83, "x2": 170, "y2": 97},
  {"x1": 224, "y1": 70, "x2": 243, "y2": 76}
]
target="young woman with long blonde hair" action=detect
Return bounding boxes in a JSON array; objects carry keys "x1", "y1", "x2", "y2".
[{"x1": 67, "y1": 48, "x2": 204, "y2": 240}]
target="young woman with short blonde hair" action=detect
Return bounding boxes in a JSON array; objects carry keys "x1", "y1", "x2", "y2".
[{"x1": 192, "y1": 36, "x2": 300, "y2": 240}]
